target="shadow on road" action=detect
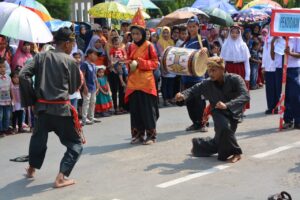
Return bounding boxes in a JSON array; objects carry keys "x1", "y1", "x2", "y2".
[
  {"x1": 244, "y1": 111, "x2": 267, "y2": 119},
  {"x1": 237, "y1": 127, "x2": 277, "y2": 140},
  {"x1": 289, "y1": 162, "x2": 300, "y2": 173},
  {"x1": 145, "y1": 156, "x2": 223, "y2": 175},
  {"x1": 0, "y1": 178, "x2": 53, "y2": 200},
  {"x1": 82, "y1": 130, "x2": 190, "y2": 156}
]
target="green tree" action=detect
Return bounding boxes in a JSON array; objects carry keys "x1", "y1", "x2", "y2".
[
  {"x1": 37, "y1": 0, "x2": 71, "y2": 20},
  {"x1": 154, "y1": 0, "x2": 195, "y2": 15}
]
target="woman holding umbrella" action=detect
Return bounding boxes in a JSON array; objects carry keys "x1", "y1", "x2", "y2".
[{"x1": 126, "y1": 8, "x2": 159, "y2": 145}]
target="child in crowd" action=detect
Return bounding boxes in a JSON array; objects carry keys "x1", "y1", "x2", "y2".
[
  {"x1": 11, "y1": 71, "x2": 26, "y2": 133},
  {"x1": 176, "y1": 26, "x2": 188, "y2": 47},
  {"x1": 210, "y1": 41, "x2": 221, "y2": 57},
  {"x1": 250, "y1": 41, "x2": 262, "y2": 90},
  {"x1": 123, "y1": 32, "x2": 132, "y2": 51},
  {"x1": 70, "y1": 52, "x2": 84, "y2": 110},
  {"x1": 81, "y1": 49, "x2": 101, "y2": 125},
  {"x1": 0, "y1": 58, "x2": 12, "y2": 136},
  {"x1": 95, "y1": 66, "x2": 113, "y2": 117},
  {"x1": 109, "y1": 36, "x2": 128, "y2": 88}
]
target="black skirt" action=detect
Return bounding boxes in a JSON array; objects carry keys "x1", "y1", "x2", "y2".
[{"x1": 129, "y1": 91, "x2": 159, "y2": 131}]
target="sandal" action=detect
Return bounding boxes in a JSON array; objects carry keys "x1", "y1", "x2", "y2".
[{"x1": 10, "y1": 155, "x2": 29, "y2": 162}]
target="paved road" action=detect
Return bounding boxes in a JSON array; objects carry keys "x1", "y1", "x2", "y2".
[{"x1": 0, "y1": 88, "x2": 299, "y2": 200}]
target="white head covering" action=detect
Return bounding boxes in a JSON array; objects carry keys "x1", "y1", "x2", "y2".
[{"x1": 220, "y1": 27, "x2": 250, "y2": 62}]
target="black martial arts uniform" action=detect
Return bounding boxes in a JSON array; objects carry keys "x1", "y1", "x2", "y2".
[
  {"x1": 19, "y1": 49, "x2": 82, "y2": 176},
  {"x1": 181, "y1": 73, "x2": 250, "y2": 161}
]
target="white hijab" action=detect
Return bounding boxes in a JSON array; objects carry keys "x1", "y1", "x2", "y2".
[{"x1": 220, "y1": 28, "x2": 250, "y2": 62}]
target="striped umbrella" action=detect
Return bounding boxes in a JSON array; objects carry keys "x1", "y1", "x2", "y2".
[
  {"x1": 242, "y1": 0, "x2": 281, "y2": 10},
  {"x1": 0, "y1": 2, "x2": 53, "y2": 43},
  {"x1": 4, "y1": 0, "x2": 52, "y2": 21}
]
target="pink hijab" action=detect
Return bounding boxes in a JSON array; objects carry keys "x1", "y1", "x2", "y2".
[{"x1": 11, "y1": 41, "x2": 32, "y2": 71}]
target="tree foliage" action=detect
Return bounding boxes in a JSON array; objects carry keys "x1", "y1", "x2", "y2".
[{"x1": 37, "y1": 0, "x2": 71, "y2": 20}]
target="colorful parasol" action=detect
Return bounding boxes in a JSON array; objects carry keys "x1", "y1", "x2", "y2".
[
  {"x1": 88, "y1": 1, "x2": 133, "y2": 20},
  {"x1": 251, "y1": 4, "x2": 282, "y2": 15},
  {"x1": 232, "y1": 8, "x2": 270, "y2": 24},
  {"x1": 4, "y1": 0, "x2": 52, "y2": 21},
  {"x1": 242, "y1": 0, "x2": 282, "y2": 10},
  {"x1": 0, "y1": 2, "x2": 53, "y2": 43}
]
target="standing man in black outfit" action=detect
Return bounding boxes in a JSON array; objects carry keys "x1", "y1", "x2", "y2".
[{"x1": 19, "y1": 27, "x2": 84, "y2": 188}]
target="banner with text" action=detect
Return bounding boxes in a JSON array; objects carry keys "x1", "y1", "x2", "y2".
[{"x1": 271, "y1": 9, "x2": 300, "y2": 37}]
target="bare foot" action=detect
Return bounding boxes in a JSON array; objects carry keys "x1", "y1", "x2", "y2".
[
  {"x1": 25, "y1": 166, "x2": 35, "y2": 178},
  {"x1": 228, "y1": 154, "x2": 242, "y2": 163},
  {"x1": 54, "y1": 173, "x2": 76, "y2": 188}
]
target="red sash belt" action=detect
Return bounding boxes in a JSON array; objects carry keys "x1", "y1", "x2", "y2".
[{"x1": 37, "y1": 99, "x2": 86, "y2": 144}]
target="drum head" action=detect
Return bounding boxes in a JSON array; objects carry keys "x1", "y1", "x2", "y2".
[{"x1": 193, "y1": 52, "x2": 208, "y2": 77}]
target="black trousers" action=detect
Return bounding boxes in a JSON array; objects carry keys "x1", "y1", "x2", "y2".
[
  {"x1": 29, "y1": 113, "x2": 83, "y2": 177},
  {"x1": 192, "y1": 110, "x2": 242, "y2": 161},
  {"x1": 12, "y1": 110, "x2": 23, "y2": 129},
  {"x1": 129, "y1": 91, "x2": 159, "y2": 139},
  {"x1": 108, "y1": 72, "x2": 124, "y2": 110},
  {"x1": 184, "y1": 82, "x2": 206, "y2": 126}
]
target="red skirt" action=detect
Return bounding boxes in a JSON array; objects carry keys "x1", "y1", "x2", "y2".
[
  {"x1": 225, "y1": 62, "x2": 250, "y2": 109},
  {"x1": 225, "y1": 62, "x2": 245, "y2": 79},
  {"x1": 95, "y1": 102, "x2": 113, "y2": 113}
]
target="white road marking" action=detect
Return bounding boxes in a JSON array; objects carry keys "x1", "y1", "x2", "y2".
[
  {"x1": 156, "y1": 165, "x2": 230, "y2": 188},
  {"x1": 252, "y1": 141, "x2": 300, "y2": 159},
  {"x1": 156, "y1": 141, "x2": 300, "y2": 189}
]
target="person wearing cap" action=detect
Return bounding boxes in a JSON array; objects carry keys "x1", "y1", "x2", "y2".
[
  {"x1": 19, "y1": 27, "x2": 83, "y2": 188},
  {"x1": 181, "y1": 16, "x2": 210, "y2": 132},
  {"x1": 175, "y1": 57, "x2": 249, "y2": 163},
  {"x1": 126, "y1": 8, "x2": 159, "y2": 145}
]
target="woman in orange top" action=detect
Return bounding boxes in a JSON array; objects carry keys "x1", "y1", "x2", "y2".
[{"x1": 126, "y1": 13, "x2": 159, "y2": 145}]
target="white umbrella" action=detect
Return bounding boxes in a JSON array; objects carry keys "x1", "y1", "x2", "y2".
[
  {"x1": 0, "y1": 2, "x2": 53, "y2": 43},
  {"x1": 176, "y1": 7, "x2": 209, "y2": 18}
]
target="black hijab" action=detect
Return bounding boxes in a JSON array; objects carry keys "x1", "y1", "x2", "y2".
[{"x1": 130, "y1": 26, "x2": 146, "y2": 47}]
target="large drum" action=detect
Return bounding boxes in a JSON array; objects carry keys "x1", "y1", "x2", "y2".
[{"x1": 162, "y1": 47, "x2": 207, "y2": 77}]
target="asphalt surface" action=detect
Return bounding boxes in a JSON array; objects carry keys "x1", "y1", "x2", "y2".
[{"x1": 0, "y1": 88, "x2": 299, "y2": 200}]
